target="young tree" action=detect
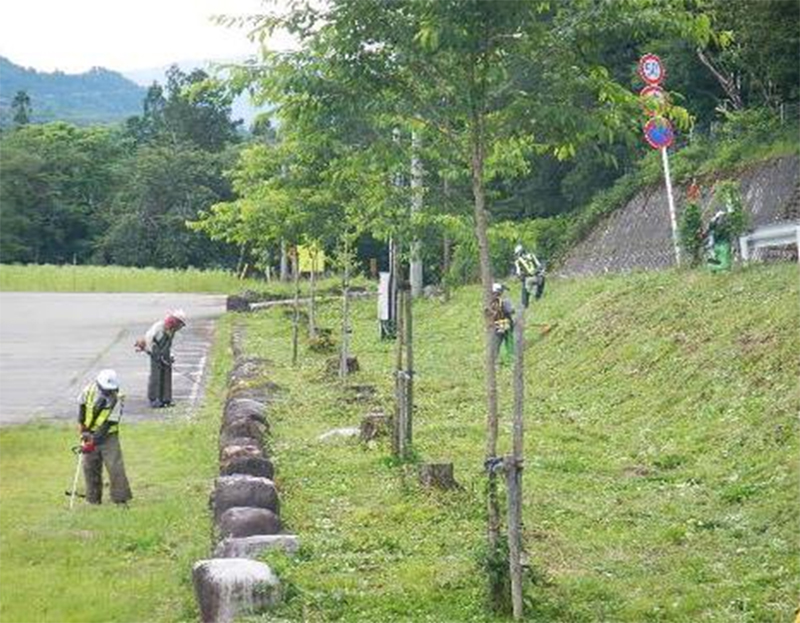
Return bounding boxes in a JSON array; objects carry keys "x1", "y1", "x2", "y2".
[{"x1": 11, "y1": 91, "x2": 31, "y2": 127}]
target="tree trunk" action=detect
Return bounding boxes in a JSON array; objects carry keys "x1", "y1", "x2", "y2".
[
  {"x1": 280, "y1": 239, "x2": 290, "y2": 282},
  {"x1": 469, "y1": 86, "x2": 503, "y2": 600},
  {"x1": 235, "y1": 243, "x2": 246, "y2": 278},
  {"x1": 291, "y1": 249, "x2": 300, "y2": 367},
  {"x1": 410, "y1": 130, "x2": 424, "y2": 298},
  {"x1": 393, "y1": 264, "x2": 406, "y2": 458},
  {"x1": 309, "y1": 248, "x2": 317, "y2": 339},
  {"x1": 442, "y1": 178, "x2": 452, "y2": 302},
  {"x1": 338, "y1": 239, "x2": 352, "y2": 380},
  {"x1": 404, "y1": 273, "x2": 414, "y2": 451},
  {"x1": 508, "y1": 302, "x2": 526, "y2": 619},
  {"x1": 696, "y1": 47, "x2": 744, "y2": 111}
]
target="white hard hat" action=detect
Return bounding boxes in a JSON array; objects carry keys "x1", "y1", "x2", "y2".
[
  {"x1": 96, "y1": 369, "x2": 119, "y2": 391},
  {"x1": 492, "y1": 282, "x2": 505, "y2": 294},
  {"x1": 169, "y1": 309, "x2": 187, "y2": 325},
  {"x1": 514, "y1": 244, "x2": 524, "y2": 255}
]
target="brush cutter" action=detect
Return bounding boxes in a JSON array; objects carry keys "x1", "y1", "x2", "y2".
[{"x1": 67, "y1": 445, "x2": 85, "y2": 509}]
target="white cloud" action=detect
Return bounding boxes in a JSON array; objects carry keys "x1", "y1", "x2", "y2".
[{"x1": 0, "y1": 0, "x2": 292, "y2": 73}]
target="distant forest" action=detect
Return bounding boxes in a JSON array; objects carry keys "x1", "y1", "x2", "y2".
[
  {"x1": 0, "y1": 0, "x2": 797, "y2": 276},
  {"x1": 0, "y1": 56, "x2": 146, "y2": 126}
]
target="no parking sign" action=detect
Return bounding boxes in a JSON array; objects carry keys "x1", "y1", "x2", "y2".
[{"x1": 643, "y1": 116, "x2": 675, "y2": 150}]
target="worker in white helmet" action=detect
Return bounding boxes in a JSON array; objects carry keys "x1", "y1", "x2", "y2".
[
  {"x1": 140, "y1": 309, "x2": 187, "y2": 408},
  {"x1": 489, "y1": 283, "x2": 515, "y2": 366},
  {"x1": 77, "y1": 369, "x2": 131, "y2": 505}
]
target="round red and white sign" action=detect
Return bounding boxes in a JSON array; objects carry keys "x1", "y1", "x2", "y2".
[
  {"x1": 640, "y1": 85, "x2": 668, "y2": 116},
  {"x1": 638, "y1": 54, "x2": 665, "y2": 85}
]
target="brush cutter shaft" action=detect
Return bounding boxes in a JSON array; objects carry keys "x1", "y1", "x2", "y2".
[{"x1": 69, "y1": 452, "x2": 83, "y2": 510}]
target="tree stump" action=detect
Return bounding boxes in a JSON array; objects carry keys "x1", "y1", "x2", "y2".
[
  {"x1": 226, "y1": 295, "x2": 251, "y2": 313},
  {"x1": 325, "y1": 356, "x2": 360, "y2": 376},
  {"x1": 360, "y1": 411, "x2": 390, "y2": 442},
  {"x1": 418, "y1": 463, "x2": 459, "y2": 490}
]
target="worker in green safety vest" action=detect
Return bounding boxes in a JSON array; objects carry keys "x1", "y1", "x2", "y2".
[
  {"x1": 513, "y1": 244, "x2": 546, "y2": 308},
  {"x1": 77, "y1": 369, "x2": 132, "y2": 505}
]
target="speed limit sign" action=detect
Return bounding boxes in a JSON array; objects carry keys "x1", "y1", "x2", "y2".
[{"x1": 638, "y1": 54, "x2": 665, "y2": 85}]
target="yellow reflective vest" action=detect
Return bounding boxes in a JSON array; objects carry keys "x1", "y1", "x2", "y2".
[{"x1": 81, "y1": 384, "x2": 120, "y2": 434}]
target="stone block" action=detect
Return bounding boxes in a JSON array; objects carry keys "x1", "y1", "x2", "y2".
[
  {"x1": 220, "y1": 455, "x2": 274, "y2": 480},
  {"x1": 211, "y1": 476, "x2": 280, "y2": 519},
  {"x1": 193, "y1": 558, "x2": 280, "y2": 623},
  {"x1": 223, "y1": 398, "x2": 267, "y2": 427},
  {"x1": 217, "y1": 507, "x2": 282, "y2": 538},
  {"x1": 219, "y1": 442, "x2": 263, "y2": 463},
  {"x1": 214, "y1": 535, "x2": 300, "y2": 559}
]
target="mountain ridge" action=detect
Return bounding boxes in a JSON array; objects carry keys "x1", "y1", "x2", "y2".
[
  {"x1": 0, "y1": 56, "x2": 145, "y2": 126},
  {"x1": 0, "y1": 56, "x2": 263, "y2": 128}
]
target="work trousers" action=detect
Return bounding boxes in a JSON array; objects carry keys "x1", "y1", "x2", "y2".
[
  {"x1": 148, "y1": 354, "x2": 172, "y2": 405},
  {"x1": 493, "y1": 329, "x2": 514, "y2": 366},
  {"x1": 83, "y1": 434, "x2": 132, "y2": 504}
]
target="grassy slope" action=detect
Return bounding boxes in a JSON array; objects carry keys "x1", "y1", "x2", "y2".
[
  {"x1": 239, "y1": 263, "x2": 798, "y2": 623},
  {"x1": 0, "y1": 320, "x2": 233, "y2": 623}
]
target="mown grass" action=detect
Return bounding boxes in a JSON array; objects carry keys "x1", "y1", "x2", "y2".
[
  {"x1": 0, "y1": 263, "x2": 370, "y2": 298},
  {"x1": 235, "y1": 263, "x2": 798, "y2": 622},
  {"x1": 0, "y1": 316, "x2": 234, "y2": 623},
  {"x1": 0, "y1": 264, "x2": 262, "y2": 293}
]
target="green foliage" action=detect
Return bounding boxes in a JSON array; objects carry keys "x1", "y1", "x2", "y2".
[
  {"x1": 94, "y1": 142, "x2": 237, "y2": 268},
  {"x1": 679, "y1": 202, "x2": 704, "y2": 266},
  {"x1": 0, "y1": 64, "x2": 246, "y2": 270},
  {"x1": 124, "y1": 66, "x2": 241, "y2": 150},
  {"x1": 0, "y1": 122, "x2": 125, "y2": 264},
  {"x1": 11, "y1": 90, "x2": 31, "y2": 126},
  {"x1": 709, "y1": 180, "x2": 748, "y2": 240}
]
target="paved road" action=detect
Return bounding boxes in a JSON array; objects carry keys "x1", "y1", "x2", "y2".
[{"x1": 0, "y1": 293, "x2": 227, "y2": 425}]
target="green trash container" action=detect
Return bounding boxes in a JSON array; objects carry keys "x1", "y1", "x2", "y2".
[{"x1": 708, "y1": 240, "x2": 732, "y2": 272}]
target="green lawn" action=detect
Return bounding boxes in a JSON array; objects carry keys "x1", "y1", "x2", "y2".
[
  {"x1": 237, "y1": 263, "x2": 798, "y2": 622},
  {"x1": 0, "y1": 320, "x2": 233, "y2": 623},
  {"x1": 0, "y1": 263, "x2": 366, "y2": 295}
]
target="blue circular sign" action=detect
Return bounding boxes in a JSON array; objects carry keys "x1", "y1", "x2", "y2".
[{"x1": 643, "y1": 116, "x2": 674, "y2": 149}]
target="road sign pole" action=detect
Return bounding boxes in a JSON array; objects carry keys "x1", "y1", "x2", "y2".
[{"x1": 660, "y1": 146, "x2": 681, "y2": 266}]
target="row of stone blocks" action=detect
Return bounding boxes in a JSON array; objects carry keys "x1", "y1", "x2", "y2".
[{"x1": 193, "y1": 357, "x2": 298, "y2": 623}]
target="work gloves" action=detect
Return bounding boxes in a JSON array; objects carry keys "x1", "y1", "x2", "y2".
[{"x1": 80, "y1": 432, "x2": 96, "y2": 454}]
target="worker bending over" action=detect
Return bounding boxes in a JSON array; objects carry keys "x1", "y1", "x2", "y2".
[{"x1": 138, "y1": 309, "x2": 187, "y2": 408}]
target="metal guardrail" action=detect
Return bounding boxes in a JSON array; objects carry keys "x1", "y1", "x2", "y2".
[{"x1": 739, "y1": 221, "x2": 800, "y2": 263}]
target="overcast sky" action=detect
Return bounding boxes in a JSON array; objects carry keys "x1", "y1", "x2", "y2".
[{"x1": 0, "y1": 0, "x2": 291, "y2": 73}]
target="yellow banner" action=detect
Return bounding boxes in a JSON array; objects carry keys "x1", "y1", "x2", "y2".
[{"x1": 297, "y1": 245, "x2": 325, "y2": 273}]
